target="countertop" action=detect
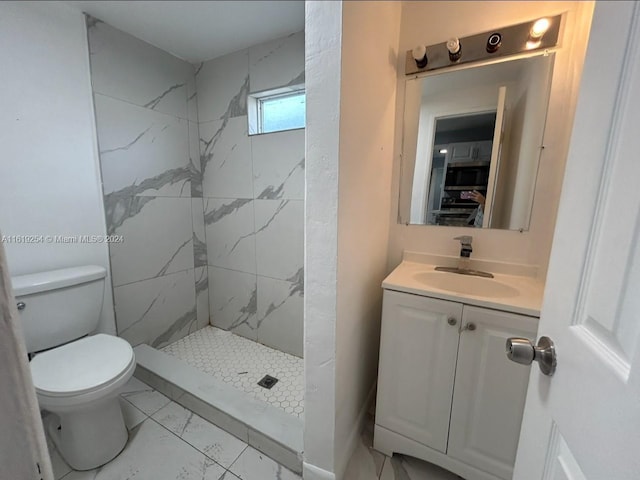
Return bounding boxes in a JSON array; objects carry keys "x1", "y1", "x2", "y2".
[{"x1": 382, "y1": 259, "x2": 545, "y2": 317}]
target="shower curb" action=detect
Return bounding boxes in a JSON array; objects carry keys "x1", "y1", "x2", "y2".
[{"x1": 132, "y1": 344, "x2": 303, "y2": 474}]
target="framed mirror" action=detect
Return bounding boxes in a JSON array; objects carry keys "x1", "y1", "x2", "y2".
[{"x1": 398, "y1": 53, "x2": 555, "y2": 230}]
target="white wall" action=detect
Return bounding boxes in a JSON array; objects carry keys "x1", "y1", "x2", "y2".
[
  {"x1": 304, "y1": 1, "x2": 401, "y2": 478},
  {"x1": 304, "y1": 1, "x2": 341, "y2": 478},
  {"x1": 389, "y1": 1, "x2": 595, "y2": 279},
  {"x1": 0, "y1": 2, "x2": 115, "y2": 334},
  {"x1": 334, "y1": 1, "x2": 401, "y2": 477}
]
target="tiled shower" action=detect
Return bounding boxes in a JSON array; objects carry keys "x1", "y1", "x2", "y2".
[{"x1": 87, "y1": 16, "x2": 305, "y2": 419}]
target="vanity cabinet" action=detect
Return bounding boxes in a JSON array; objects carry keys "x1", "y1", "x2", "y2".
[{"x1": 375, "y1": 290, "x2": 538, "y2": 480}]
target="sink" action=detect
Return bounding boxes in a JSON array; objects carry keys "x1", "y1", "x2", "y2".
[{"x1": 412, "y1": 270, "x2": 520, "y2": 298}]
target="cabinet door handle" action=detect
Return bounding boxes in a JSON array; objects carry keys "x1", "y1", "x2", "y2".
[
  {"x1": 447, "y1": 317, "x2": 457, "y2": 326},
  {"x1": 461, "y1": 322, "x2": 476, "y2": 332}
]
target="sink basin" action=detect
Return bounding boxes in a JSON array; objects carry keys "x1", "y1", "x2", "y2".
[{"x1": 412, "y1": 271, "x2": 520, "y2": 298}]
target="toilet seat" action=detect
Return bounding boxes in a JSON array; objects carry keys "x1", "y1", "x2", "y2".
[{"x1": 31, "y1": 334, "x2": 134, "y2": 400}]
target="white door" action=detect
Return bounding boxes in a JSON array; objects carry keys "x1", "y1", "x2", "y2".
[{"x1": 514, "y1": 3, "x2": 640, "y2": 479}]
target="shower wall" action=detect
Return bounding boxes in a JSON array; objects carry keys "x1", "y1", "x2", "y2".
[
  {"x1": 196, "y1": 32, "x2": 305, "y2": 357},
  {"x1": 87, "y1": 18, "x2": 209, "y2": 348}
]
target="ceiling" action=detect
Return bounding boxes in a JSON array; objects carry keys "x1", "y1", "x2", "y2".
[{"x1": 63, "y1": 1, "x2": 305, "y2": 63}]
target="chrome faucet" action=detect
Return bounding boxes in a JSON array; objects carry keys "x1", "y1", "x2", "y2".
[
  {"x1": 455, "y1": 235, "x2": 473, "y2": 271},
  {"x1": 434, "y1": 235, "x2": 494, "y2": 278}
]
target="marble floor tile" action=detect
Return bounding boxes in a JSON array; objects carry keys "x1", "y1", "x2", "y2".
[
  {"x1": 46, "y1": 434, "x2": 72, "y2": 480},
  {"x1": 343, "y1": 416, "x2": 466, "y2": 480},
  {"x1": 152, "y1": 401, "x2": 247, "y2": 468},
  {"x1": 228, "y1": 446, "x2": 301, "y2": 480},
  {"x1": 120, "y1": 384, "x2": 171, "y2": 416},
  {"x1": 118, "y1": 398, "x2": 147, "y2": 431},
  {"x1": 60, "y1": 419, "x2": 227, "y2": 480},
  {"x1": 379, "y1": 455, "x2": 465, "y2": 480}
]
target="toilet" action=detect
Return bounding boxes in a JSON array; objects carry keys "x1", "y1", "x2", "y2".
[{"x1": 12, "y1": 265, "x2": 136, "y2": 471}]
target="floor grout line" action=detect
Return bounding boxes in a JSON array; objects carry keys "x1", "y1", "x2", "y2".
[
  {"x1": 226, "y1": 444, "x2": 249, "y2": 475},
  {"x1": 147, "y1": 415, "x2": 233, "y2": 472}
]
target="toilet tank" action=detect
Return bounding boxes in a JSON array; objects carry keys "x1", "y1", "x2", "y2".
[{"x1": 11, "y1": 265, "x2": 107, "y2": 353}]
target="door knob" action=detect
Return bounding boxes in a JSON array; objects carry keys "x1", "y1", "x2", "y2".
[{"x1": 506, "y1": 336, "x2": 556, "y2": 376}]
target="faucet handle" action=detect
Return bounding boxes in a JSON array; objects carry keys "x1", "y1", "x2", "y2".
[{"x1": 454, "y1": 235, "x2": 473, "y2": 246}]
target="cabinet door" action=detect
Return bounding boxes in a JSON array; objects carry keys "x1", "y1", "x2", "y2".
[
  {"x1": 376, "y1": 290, "x2": 462, "y2": 453},
  {"x1": 448, "y1": 306, "x2": 538, "y2": 479},
  {"x1": 475, "y1": 140, "x2": 494, "y2": 162},
  {"x1": 449, "y1": 142, "x2": 476, "y2": 163}
]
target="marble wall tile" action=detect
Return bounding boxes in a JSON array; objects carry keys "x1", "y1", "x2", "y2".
[
  {"x1": 109, "y1": 197, "x2": 194, "y2": 286},
  {"x1": 87, "y1": 18, "x2": 192, "y2": 120},
  {"x1": 257, "y1": 275, "x2": 303, "y2": 357},
  {"x1": 114, "y1": 269, "x2": 197, "y2": 348},
  {"x1": 187, "y1": 71, "x2": 199, "y2": 123},
  {"x1": 195, "y1": 266, "x2": 210, "y2": 329},
  {"x1": 204, "y1": 198, "x2": 256, "y2": 274},
  {"x1": 249, "y1": 31, "x2": 305, "y2": 93},
  {"x1": 197, "y1": 49, "x2": 249, "y2": 123},
  {"x1": 254, "y1": 200, "x2": 303, "y2": 281},
  {"x1": 252, "y1": 129, "x2": 305, "y2": 201},
  {"x1": 208, "y1": 266, "x2": 258, "y2": 341},
  {"x1": 189, "y1": 120, "x2": 203, "y2": 198},
  {"x1": 94, "y1": 94, "x2": 191, "y2": 197},
  {"x1": 192, "y1": 198, "x2": 208, "y2": 268},
  {"x1": 200, "y1": 116, "x2": 253, "y2": 199},
  {"x1": 193, "y1": 34, "x2": 306, "y2": 355}
]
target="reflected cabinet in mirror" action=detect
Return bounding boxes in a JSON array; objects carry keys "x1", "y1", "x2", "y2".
[{"x1": 399, "y1": 53, "x2": 555, "y2": 230}]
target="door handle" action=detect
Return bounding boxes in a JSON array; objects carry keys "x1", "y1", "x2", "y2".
[{"x1": 506, "y1": 336, "x2": 556, "y2": 376}]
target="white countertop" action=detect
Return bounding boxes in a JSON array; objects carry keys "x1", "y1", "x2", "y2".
[{"x1": 383, "y1": 260, "x2": 545, "y2": 317}]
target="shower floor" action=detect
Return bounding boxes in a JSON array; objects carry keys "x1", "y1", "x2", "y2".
[{"x1": 162, "y1": 326, "x2": 304, "y2": 418}]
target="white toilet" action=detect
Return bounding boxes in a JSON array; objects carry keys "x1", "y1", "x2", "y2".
[{"x1": 12, "y1": 265, "x2": 136, "y2": 471}]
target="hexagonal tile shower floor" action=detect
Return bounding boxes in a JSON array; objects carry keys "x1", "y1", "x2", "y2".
[{"x1": 161, "y1": 326, "x2": 304, "y2": 418}]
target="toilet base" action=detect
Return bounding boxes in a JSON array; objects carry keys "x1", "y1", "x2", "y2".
[{"x1": 46, "y1": 397, "x2": 128, "y2": 471}]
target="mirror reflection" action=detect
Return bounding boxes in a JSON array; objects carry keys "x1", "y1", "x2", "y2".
[{"x1": 400, "y1": 53, "x2": 555, "y2": 230}]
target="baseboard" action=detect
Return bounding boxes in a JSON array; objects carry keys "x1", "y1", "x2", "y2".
[
  {"x1": 334, "y1": 381, "x2": 377, "y2": 480},
  {"x1": 303, "y1": 462, "x2": 336, "y2": 480}
]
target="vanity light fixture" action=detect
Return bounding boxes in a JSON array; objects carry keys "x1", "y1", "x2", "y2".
[
  {"x1": 439, "y1": 148, "x2": 448, "y2": 154},
  {"x1": 412, "y1": 45, "x2": 428, "y2": 68},
  {"x1": 527, "y1": 18, "x2": 551, "y2": 49},
  {"x1": 405, "y1": 14, "x2": 561, "y2": 75},
  {"x1": 447, "y1": 37, "x2": 462, "y2": 62}
]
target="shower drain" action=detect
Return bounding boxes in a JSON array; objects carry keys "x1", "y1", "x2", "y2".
[{"x1": 257, "y1": 375, "x2": 279, "y2": 389}]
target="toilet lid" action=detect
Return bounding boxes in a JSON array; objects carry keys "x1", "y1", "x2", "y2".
[{"x1": 31, "y1": 334, "x2": 134, "y2": 397}]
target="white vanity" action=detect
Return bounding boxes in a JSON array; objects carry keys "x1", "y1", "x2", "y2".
[{"x1": 373, "y1": 254, "x2": 545, "y2": 480}]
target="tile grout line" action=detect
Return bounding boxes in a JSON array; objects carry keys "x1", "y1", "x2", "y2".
[
  {"x1": 94, "y1": 91, "x2": 192, "y2": 122},
  {"x1": 226, "y1": 444, "x2": 250, "y2": 477},
  {"x1": 113, "y1": 266, "x2": 196, "y2": 289},
  {"x1": 146, "y1": 414, "x2": 244, "y2": 473}
]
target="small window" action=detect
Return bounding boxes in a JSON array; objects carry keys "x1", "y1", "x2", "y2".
[{"x1": 248, "y1": 86, "x2": 305, "y2": 135}]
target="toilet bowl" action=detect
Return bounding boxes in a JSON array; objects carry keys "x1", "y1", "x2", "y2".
[
  {"x1": 12, "y1": 265, "x2": 136, "y2": 470},
  {"x1": 31, "y1": 334, "x2": 135, "y2": 470}
]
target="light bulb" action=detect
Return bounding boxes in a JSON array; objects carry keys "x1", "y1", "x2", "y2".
[
  {"x1": 446, "y1": 37, "x2": 462, "y2": 62},
  {"x1": 412, "y1": 45, "x2": 428, "y2": 68},
  {"x1": 446, "y1": 37, "x2": 461, "y2": 55},
  {"x1": 530, "y1": 18, "x2": 551, "y2": 40}
]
